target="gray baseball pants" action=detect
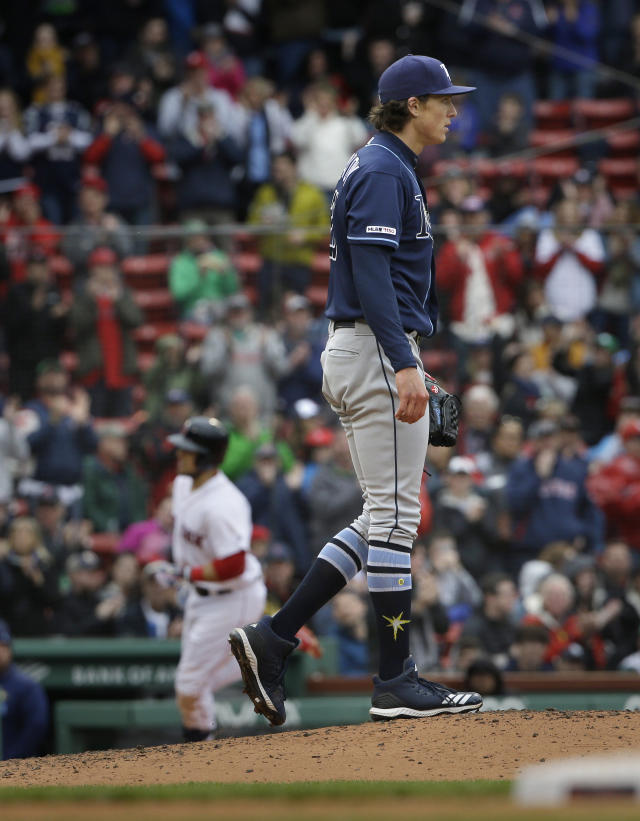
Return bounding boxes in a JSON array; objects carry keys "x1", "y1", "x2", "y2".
[{"x1": 321, "y1": 320, "x2": 429, "y2": 551}]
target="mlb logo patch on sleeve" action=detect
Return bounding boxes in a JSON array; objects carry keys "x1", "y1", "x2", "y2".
[{"x1": 366, "y1": 226, "x2": 397, "y2": 235}]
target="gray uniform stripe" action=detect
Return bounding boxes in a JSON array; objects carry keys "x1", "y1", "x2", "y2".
[
  {"x1": 367, "y1": 545, "x2": 412, "y2": 569},
  {"x1": 367, "y1": 573, "x2": 412, "y2": 592},
  {"x1": 342, "y1": 527, "x2": 369, "y2": 566},
  {"x1": 318, "y1": 542, "x2": 359, "y2": 582},
  {"x1": 332, "y1": 538, "x2": 363, "y2": 571}
]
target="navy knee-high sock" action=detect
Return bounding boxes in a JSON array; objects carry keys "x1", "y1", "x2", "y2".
[
  {"x1": 271, "y1": 527, "x2": 368, "y2": 642},
  {"x1": 367, "y1": 540, "x2": 412, "y2": 680}
]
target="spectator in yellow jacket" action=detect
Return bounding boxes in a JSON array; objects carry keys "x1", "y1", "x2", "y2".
[{"x1": 247, "y1": 151, "x2": 329, "y2": 315}]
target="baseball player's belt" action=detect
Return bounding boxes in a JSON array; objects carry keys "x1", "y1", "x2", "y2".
[
  {"x1": 195, "y1": 586, "x2": 233, "y2": 597},
  {"x1": 333, "y1": 319, "x2": 421, "y2": 343}
]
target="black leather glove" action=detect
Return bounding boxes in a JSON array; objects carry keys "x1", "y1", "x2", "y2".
[{"x1": 425, "y1": 372, "x2": 461, "y2": 447}]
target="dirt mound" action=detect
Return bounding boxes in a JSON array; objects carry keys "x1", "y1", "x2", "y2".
[{"x1": 1, "y1": 710, "x2": 639, "y2": 787}]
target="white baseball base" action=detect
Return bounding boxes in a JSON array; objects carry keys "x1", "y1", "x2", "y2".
[{"x1": 513, "y1": 753, "x2": 640, "y2": 805}]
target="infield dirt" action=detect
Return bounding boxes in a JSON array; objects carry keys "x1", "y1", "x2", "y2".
[{"x1": 1, "y1": 710, "x2": 639, "y2": 788}]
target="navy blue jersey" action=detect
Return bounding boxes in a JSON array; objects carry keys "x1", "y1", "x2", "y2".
[{"x1": 325, "y1": 130, "x2": 438, "y2": 370}]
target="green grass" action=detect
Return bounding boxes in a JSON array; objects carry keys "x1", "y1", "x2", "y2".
[{"x1": 0, "y1": 779, "x2": 511, "y2": 803}]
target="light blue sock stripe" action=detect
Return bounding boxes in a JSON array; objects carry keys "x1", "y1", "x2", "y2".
[
  {"x1": 318, "y1": 542, "x2": 358, "y2": 581},
  {"x1": 338, "y1": 527, "x2": 368, "y2": 567},
  {"x1": 367, "y1": 572, "x2": 412, "y2": 592},
  {"x1": 367, "y1": 545, "x2": 411, "y2": 569}
]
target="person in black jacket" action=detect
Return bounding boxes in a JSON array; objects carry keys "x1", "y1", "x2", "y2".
[
  {"x1": 115, "y1": 559, "x2": 183, "y2": 638},
  {"x1": 0, "y1": 516, "x2": 59, "y2": 637},
  {"x1": 460, "y1": 572, "x2": 519, "y2": 669},
  {"x1": 52, "y1": 550, "x2": 118, "y2": 637},
  {"x1": 3, "y1": 247, "x2": 68, "y2": 401},
  {"x1": 0, "y1": 619, "x2": 49, "y2": 760},
  {"x1": 169, "y1": 101, "x2": 243, "y2": 243}
]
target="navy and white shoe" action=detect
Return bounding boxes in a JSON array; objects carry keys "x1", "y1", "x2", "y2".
[
  {"x1": 229, "y1": 616, "x2": 298, "y2": 726},
  {"x1": 370, "y1": 656, "x2": 483, "y2": 721}
]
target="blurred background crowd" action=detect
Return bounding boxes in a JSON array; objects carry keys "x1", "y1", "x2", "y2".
[{"x1": 1, "y1": 0, "x2": 640, "y2": 696}]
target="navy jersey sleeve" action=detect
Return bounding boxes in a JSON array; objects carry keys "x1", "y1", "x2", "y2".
[
  {"x1": 345, "y1": 170, "x2": 416, "y2": 371},
  {"x1": 346, "y1": 171, "x2": 403, "y2": 250},
  {"x1": 350, "y1": 244, "x2": 416, "y2": 371}
]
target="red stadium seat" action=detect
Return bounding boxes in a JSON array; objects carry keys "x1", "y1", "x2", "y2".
[
  {"x1": 50, "y1": 254, "x2": 73, "y2": 288},
  {"x1": 471, "y1": 159, "x2": 500, "y2": 185},
  {"x1": 133, "y1": 288, "x2": 176, "y2": 322},
  {"x1": 529, "y1": 129, "x2": 577, "y2": 157},
  {"x1": 231, "y1": 251, "x2": 262, "y2": 285},
  {"x1": 573, "y1": 98, "x2": 636, "y2": 129},
  {"x1": 598, "y1": 158, "x2": 638, "y2": 187},
  {"x1": 121, "y1": 254, "x2": 171, "y2": 275},
  {"x1": 50, "y1": 254, "x2": 73, "y2": 276},
  {"x1": 89, "y1": 533, "x2": 121, "y2": 555},
  {"x1": 232, "y1": 230, "x2": 259, "y2": 252},
  {"x1": 121, "y1": 254, "x2": 171, "y2": 290},
  {"x1": 472, "y1": 158, "x2": 528, "y2": 187},
  {"x1": 311, "y1": 252, "x2": 330, "y2": 285},
  {"x1": 421, "y1": 350, "x2": 458, "y2": 379},
  {"x1": 610, "y1": 185, "x2": 638, "y2": 201},
  {"x1": 179, "y1": 321, "x2": 209, "y2": 343},
  {"x1": 607, "y1": 130, "x2": 640, "y2": 157},
  {"x1": 533, "y1": 100, "x2": 572, "y2": 130},
  {"x1": 532, "y1": 157, "x2": 579, "y2": 185},
  {"x1": 133, "y1": 321, "x2": 179, "y2": 353}
]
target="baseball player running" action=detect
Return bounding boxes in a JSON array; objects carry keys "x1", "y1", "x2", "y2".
[
  {"x1": 167, "y1": 416, "x2": 266, "y2": 741},
  {"x1": 230, "y1": 56, "x2": 483, "y2": 726}
]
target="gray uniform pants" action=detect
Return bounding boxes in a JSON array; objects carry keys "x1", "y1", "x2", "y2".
[{"x1": 321, "y1": 320, "x2": 429, "y2": 551}]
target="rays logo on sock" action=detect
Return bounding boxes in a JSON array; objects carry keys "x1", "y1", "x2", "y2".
[{"x1": 382, "y1": 612, "x2": 410, "y2": 640}]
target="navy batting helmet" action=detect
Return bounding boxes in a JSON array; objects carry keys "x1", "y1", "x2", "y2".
[{"x1": 167, "y1": 416, "x2": 229, "y2": 466}]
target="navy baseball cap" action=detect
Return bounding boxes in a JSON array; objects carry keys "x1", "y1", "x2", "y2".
[{"x1": 378, "y1": 55, "x2": 475, "y2": 103}]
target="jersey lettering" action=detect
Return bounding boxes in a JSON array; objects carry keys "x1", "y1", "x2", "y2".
[
  {"x1": 414, "y1": 194, "x2": 432, "y2": 240},
  {"x1": 181, "y1": 525, "x2": 205, "y2": 548},
  {"x1": 341, "y1": 153, "x2": 360, "y2": 182},
  {"x1": 329, "y1": 188, "x2": 339, "y2": 261}
]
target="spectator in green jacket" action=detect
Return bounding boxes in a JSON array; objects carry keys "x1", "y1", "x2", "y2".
[
  {"x1": 220, "y1": 384, "x2": 294, "y2": 481},
  {"x1": 168, "y1": 218, "x2": 239, "y2": 322},
  {"x1": 82, "y1": 422, "x2": 148, "y2": 534},
  {"x1": 69, "y1": 247, "x2": 144, "y2": 418},
  {"x1": 247, "y1": 151, "x2": 329, "y2": 316},
  {"x1": 142, "y1": 333, "x2": 205, "y2": 420}
]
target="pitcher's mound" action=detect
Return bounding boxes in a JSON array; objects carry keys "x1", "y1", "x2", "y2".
[{"x1": 1, "y1": 710, "x2": 639, "y2": 787}]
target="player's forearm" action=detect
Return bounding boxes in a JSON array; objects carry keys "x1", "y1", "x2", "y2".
[{"x1": 183, "y1": 551, "x2": 246, "y2": 583}]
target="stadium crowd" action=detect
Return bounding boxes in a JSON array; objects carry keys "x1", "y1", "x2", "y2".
[{"x1": 2, "y1": 0, "x2": 640, "y2": 702}]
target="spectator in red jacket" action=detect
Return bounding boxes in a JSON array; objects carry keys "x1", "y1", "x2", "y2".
[
  {"x1": 69, "y1": 247, "x2": 144, "y2": 417},
  {"x1": 522, "y1": 572, "x2": 614, "y2": 669},
  {"x1": 199, "y1": 23, "x2": 246, "y2": 100},
  {"x1": 436, "y1": 195, "x2": 524, "y2": 347},
  {"x1": 84, "y1": 102, "x2": 166, "y2": 228},
  {"x1": 0, "y1": 184, "x2": 59, "y2": 283},
  {"x1": 587, "y1": 419, "x2": 640, "y2": 552}
]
